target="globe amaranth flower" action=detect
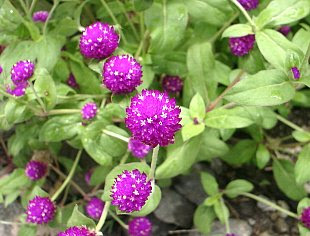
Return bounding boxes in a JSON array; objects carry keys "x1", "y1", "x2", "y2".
[
  {"x1": 229, "y1": 35, "x2": 255, "y2": 57},
  {"x1": 6, "y1": 82, "x2": 28, "y2": 97},
  {"x1": 58, "y1": 226, "x2": 97, "y2": 236},
  {"x1": 26, "y1": 196, "x2": 56, "y2": 224},
  {"x1": 11, "y1": 60, "x2": 35, "y2": 85},
  {"x1": 67, "y1": 73, "x2": 79, "y2": 89},
  {"x1": 128, "y1": 138, "x2": 152, "y2": 159},
  {"x1": 125, "y1": 89, "x2": 182, "y2": 147},
  {"x1": 291, "y1": 67, "x2": 300, "y2": 80},
  {"x1": 81, "y1": 102, "x2": 98, "y2": 120},
  {"x1": 85, "y1": 197, "x2": 105, "y2": 220},
  {"x1": 301, "y1": 207, "x2": 310, "y2": 229},
  {"x1": 162, "y1": 75, "x2": 183, "y2": 93},
  {"x1": 278, "y1": 26, "x2": 291, "y2": 36},
  {"x1": 102, "y1": 54, "x2": 143, "y2": 94},
  {"x1": 111, "y1": 169, "x2": 152, "y2": 213},
  {"x1": 32, "y1": 11, "x2": 49, "y2": 22},
  {"x1": 128, "y1": 217, "x2": 152, "y2": 236},
  {"x1": 0, "y1": 65, "x2": 2, "y2": 74},
  {"x1": 79, "y1": 22, "x2": 119, "y2": 60},
  {"x1": 25, "y1": 160, "x2": 48, "y2": 181},
  {"x1": 237, "y1": 0, "x2": 259, "y2": 10},
  {"x1": 85, "y1": 169, "x2": 93, "y2": 185}
]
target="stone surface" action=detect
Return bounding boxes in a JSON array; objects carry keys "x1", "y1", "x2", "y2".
[
  {"x1": 211, "y1": 219, "x2": 252, "y2": 236},
  {"x1": 0, "y1": 202, "x2": 24, "y2": 235}
]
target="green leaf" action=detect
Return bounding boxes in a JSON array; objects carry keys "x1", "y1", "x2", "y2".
[
  {"x1": 225, "y1": 179, "x2": 254, "y2": 198},
  {"x1": 200, "y1": 172, "x2": 219, "y2": 196},
  {"x1": 295, "y1": 144, "x2": 310, "y2": 186},
  {"x1": 203, "y1": 195, "x2": 220, "y2": 206},
  {"x1": 222, "y1": 24, "x2": 253, "y2": 38},
  {"x1": 273, "y1": 159, "x2": 307, "y2": 201},
  {"x1": 189, "y1": 93, "x2": 206, "y2": 121},
  {"x1": 155, "y1": 133, "x2": 202, "y2": 179},
  {"x1": 67, "y1": 205, "x2": 96, "y2": 228},
  {"x1": 4, "y1": 190, "x2": 19, "y2": 207},
  {"x1": 18, "y1": 225, "x2": 37, "y2": 236},
  {"x1": 225, "y1": 70, "x2": 295, "y2": 106},
  {"x1": 256, "y1": 144, "x2": 270, "y2": 169},
  {"x1": 292, "y1": 130, "x2": 310, "y2": 142},
  {"x1": 181, "y1": 123, "x2": 205, "y2": 142},
  {"x1": 194, "y1": 205, "x2": 216, "y2": 234},
  {"x1": 211, "y1": 61, "x2": 231, "y2": 86},
  {"x1": 297, "y1": 198, "x2": 310, "y2": 214},
  {"x1": 4, "y1": 99, "x2": 32, "y2": 125},
  {"x1": 238, "y1": 49, "x2": 265, "y2": 74},
  {"x1": 137, "y1": 65, "x2": 155, "y2": 91},
  {"x1": 90, "y1": 166, "x2": 112, "y2": 186},
  {"x1": 214, "y1": 200, "x2": 229, "y2": 224},
  {"x1": 293, "y1": 28, "x2": 310, "y2": 54},
  {"x1": 0, "y1": 169, "x2": 30, "y2": 195},
  {"x1": 134, "y1": 0, "x2": 153, "y2": 11}
]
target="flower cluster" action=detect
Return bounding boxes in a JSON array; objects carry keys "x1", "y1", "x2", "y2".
[
  {"x1": 128, "y1": 217, "x2": 152, "y2": 236},
  {"x1": 301, "y1": 207, "x2": 310, "y2": 229},
  {"x1": 237, "y1": 0, "x2": 259, "y2": 10},
  {"x1": 58, "y1": 226, "x2": 97, "y2": 236},
  {"x1": 81, "y1": 102, "x2": 98, "y2": 120},
  {"x1": 26, "y1": 196, "x2": 56, "y2": 224},
  {"x1": 32, "y1": 11, "x2": 49, "y2": 22},
  {"x1": 85, "y1": 197, "x2": 105, "y2": 220},
  {"x1": 25, "y1": 160, "x2": 48, "y2": 181},
  {"x1": 6, "y1": 82, "x2": 28, "y2": 97},
  {"x1": 11, "y1": 60, "x2": 35, "y2": 85},
  {"x1": 111, "y1": 169, "x2": 152, "y2": 213},
  {"x1": 162, "y1": 75, "x2": 183, "y2": 94},
  {"x1": 229, "y1": 35, "x2": 255, "y2": 57},
  {"x1": 291, "y1": 67, "x2": 300, "y2": 80},
  {"x1": 128, "y1": 138, "x2": 152, "y2": 159}
]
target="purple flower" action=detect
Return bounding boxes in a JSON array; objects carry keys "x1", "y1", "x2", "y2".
[
  {"x1": 229, "y1": 35, "x2": 255, "y2": 57},
  {"x1": 111, "y1": 169, "x2": 152, "y2": 213},
  {"x1": 79, "y1": 22, "x2": 119, "y2": 60},
  {"x1": 11, "y1": 60, "x2": 35, "y2": 85},
  {"x1": 226, "y1": 234, "x2": 237, "y2": 236},
  {"x1": 237, "y1": 0, "x2": 259, "y2": 10},
  {"x1": 162, "y1": 75, "x2": 183, "y2": 93},
  {"x1": 291, "y1": 67, "x2": 300, "y2": 80},
  {"x1": 6, "y1": 82, "x2": 28, "y2": 97},
  {"x1": 81, "y1": 102, "x2": 98, "y2": 120},
  {"x1": 32, "y1": 11, "x2": 49, "y2": 22},
  {"x1": 25, "y1": 160, "x2": 48, "y2": 181},
  {"x1": 128, "y1": 138, "x2": 152, "y2": 159},
  {"x1": 85, "y1": 197, "x2": 105, "y2": 220},
  {"x1": 301, "y1": 207, "x2": 310, "y2": 229},
  {"x1": 103, "y1": 55, "x2": 143, "y2": 94},
  {"x1": 278, "y1": 26, "x2": 291, "y2": 36},
  {"x1": 85, "y1": 169, "x2": 93, "y2": 185},
  {"x1": 58, "y1": 226, "x2": 96, "y2": 236},
  {"x1": 67, "y1": 73, "x2": 79, "y2": 89},
  {"x1": 125, "y1": 89, "x2": 182, "y2": 147},
  {"x1": 128, "y1": 217, "x2": 152, "y2": 236},
  {"x1": 0, "y1": 65, "x2": 2, "y2": 74},
  {"x1": 26, "y1": 196, "x2": 56, "y2": 224}
]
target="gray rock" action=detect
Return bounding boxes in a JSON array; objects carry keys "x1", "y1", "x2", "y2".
[
  {"x1": 174, "y1": 172, "x2": 207, "y2": 205},
  {"x1": 275, "y1": 218, "x2": 288, "y2": 233},
  {"x1": 211, "y1": 219, "x2": 252, "y2": 236},
  {"x1": 154, "y1": 189, "x2": 195, "y2": 227},
  {"x1": 0, "y1": 202, "x2": 24, "y2": 235}
]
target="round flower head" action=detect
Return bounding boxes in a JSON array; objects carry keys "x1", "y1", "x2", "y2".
[
  {"x1": 301, "y1": 207, "x2": 310, "y2": 229},
  {"x1": 85, "y1": 197, "x2": 105, "y2": 220},
  {"x1": 6, "y1": 82, "x2": 28, "y2": 97},
  {"x1": 58, "y1": 226, "x2": 97, "y2": 236},
  {"x1": 278, "y1": 26, "x2": 291, "y2": 36},
  {"x1": 11, "y1": 60, "x2": 35, "y2": 85},
  {"x1": 237, "y1": 0, "x2": 259, "y2": 10},
  {"x1": 85, "y1": 169, "x2": 93, "y2": 185},
  {"x1": 128, "y1": 217, "x2": 152, "y2": 236},
  {"x1": 162, "y1": 75, "x2": 183, "y2": 93},
  {"x1": 25, "y1": 160, "x2": 48, "y2": 181},
  {"x1": 103, "y1": 54, "x2": 143, "y2": 94},
  {"x1": 128, "y1": 138, "x2": 152, "y2": 159},
  {"x1": 111, "y1": 169, "x2": 152, "y2": 213},
  {"x1": 81, "y1": 102, "x2": 98, "y2": 120},
  {"x1": 229, "y1": 35, "x2": 255, "y2": 57},
  {"x1": 291, "y1": 67, "x2": 300, "y2": 80},
  {"x1": 79, "y1": 22, "x2": 119, "y2": 60},
  {"x1": 32, "y1": 11, "x2": 49, "y2": 22},
  {"x1": 125, "y1": 89, "x2": 182, "y2": 147},
  {"x1": 67, "y1": 73, "x2": 79, "y2": 89},
  {"x1": 26, "y1": 196, "x2": 56, "y2": 224}
]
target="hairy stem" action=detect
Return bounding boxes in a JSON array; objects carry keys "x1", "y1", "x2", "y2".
[
  {"x1": 108, "y1": 210, "x2": 128, "y2": 230},
  {"x1": 135, "y1": 30, "x2": 150, "y2": 59},
  {"x1": 275, "y1": 114, "x2": 305, "y2": 133},
  {"x1": 29, "y1": 0, "x2": 38, "y2": 16},
  {"x1": 148, "y1": 145, "x2": 159, "y2": 181},
  {"x1": 230, "y1": 0, "x2": 256, "y2": 30},
  {"x1": 96, "y1": 201, "x2": 111, "y2": 232},
  {"x1": 46, "y1": 109, "x2": 81, "y2": 116},
  {"x1": 102, "y1": 130, "x2": 129, "y2": 142},
  {"x1": 43, "y1": 0, "x2": 59, "y2": 35},
  {"x1": 28, "y1": 81, "x2": 47, "y2": 113}
]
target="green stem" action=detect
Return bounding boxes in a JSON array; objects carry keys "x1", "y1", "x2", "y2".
[
  {"x1": 99, "y1": 0, "x2": 128, "y2": 44},
  {"x1": 43, "y1": 0, "x2": 59, "y2": 35},
  {"x1": 51, "y1": 150, "x2": 82, "y2": 201},
  {"x1": 220, "y1": 197, "x2": 230, "y2": 234},
  {"x1": 96, "y1": 201, "x2": 111, "y2": 232},
  {"x1": 57, "y1": 94, "x2": 106, "y2": 100},
  {"x1": 135, "y1": 30, "x2": 150, "y2": 59},
  {"x1": 120, "y1": 151, "x2": 130, "y2": 165},
  {"x1": 108, "y1": 210, "x2": 128, "y2": 230},
  {"x1": 46, "y1": 109, "x2": 80, "y2": 116},
  {"x1": 148, "y1": 145, "x2": 159, "y2": 181},
  {"x1": 241, "y1": 192, "x2": 299, "y2": 219},
  {"x1": 29, "y1": 0, "x2": 38, "y2": 16},
  {"x1": 230, "y1": 0, "x2": 256, "y2": 30},
  {"x1": 139, "y1": 12, "x2": 145, "y2": 39},
  {"x1": 275, "y1": 114, "x2": 305, "y2": 133},
  {"x1": 28, "y1": 81, "x2": 47, "y2": 113},
  {"x1": 102, "y1": 130, "x2": 129, "y2": 142},
  {"x1": 18, "y1": 0, "x2": 28, "y2": 16}
]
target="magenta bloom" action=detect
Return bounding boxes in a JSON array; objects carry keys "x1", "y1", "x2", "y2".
[
  {"x1": 85, "y1": 169, "x2": 93, "y2": 185},
  {"x1": 58, "y1": 226, "x2": 96, "y2": 236},
  {"x1": 25, "y1": 160, "x2": 48, "y2": 181},
  {"x1": 81, "y1": 102, "x2": 98, "y2": 120},
  {"x1": 128, "y1": 217, "x2": 152, "y2": 236},
  {"x1": 79, "y1": 22, "x2": 119, "y2": 60},
  {"x1": 6, "y1": 82, "x2": 28, "y2": 97},
  {"x1": 301, "y1": 207, "x2": 310, "y2": 229},
  {"x1": 111, "y1": 169, "x2": 152, "y2": 213},
  {"x1": 278, "y1": 26, "x2": 291, "y2": 36},
  {"x1": 291, "y1": 67, "x2": 300, "y2": 80},
  {"x1": 11, "y1": 60, "x2": 35, "y2": 85},
  {"x1": 162, "y1": 75, "x2": 183, "y2": 93},
  {"x1": 26, "y1": 196, "x2": 56, "y2": 224},
  {"x1": 85, "y1": 197, "x2": 105, "y2": 220},
  {"x1": 67, "y1": 73, "x2": 79, "y2": 89},
  {"x1": 128, "y1": 138, "x2": 152, "y2": 159},
  {"x1": 125, "y1": 89, "x2": 182, "y2": 147},
  {"x1": 103, "y1": 54, "x2": 142, "y2": 94},
  {"x1": 0, "y1": 65, "x2": 2, "y2": 74},
  {"x1": 237, "y1": 0, "x2": 259, "y2": 10},
  {"x1": 226, "y1": 234, "x2": 237, "y2": 236},
  {"x1": 229, "y1": 35, "x2": 255, "y2": 57},
  {"x1": 32, "y1": 11, "x2": 49, "y2": 22}
]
